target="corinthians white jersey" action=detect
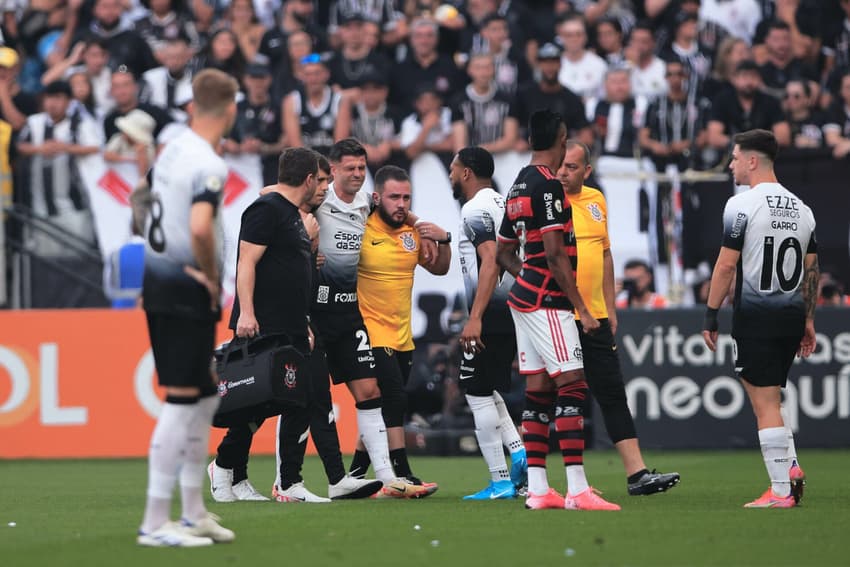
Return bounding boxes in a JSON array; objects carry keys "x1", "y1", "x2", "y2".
[
  {"x1": 459, "y1": 188, "x2": 515, "y2": 333},
  {"x1": 721, "y1": 182, "x2": 817, "y2": 338},
  {"x1": 314, "y1": 182, "x2": 372, "y2": 309},
  {"x1": 143, "y1": 128, "x2": 226, "y2": 318}
]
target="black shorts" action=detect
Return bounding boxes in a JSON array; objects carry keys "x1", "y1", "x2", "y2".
[
  {"x1": 373, "y1": 347, "x2": 413, "y2": 392},
  {"x1": 577, "y1": 319, "x2": 624, "y2": 390},
  {"x1": 458, "y1": 334, "x2": 516, "y2": 395},
  {"x1": 312, "y1": 309, "x2": 376, "y2": 385},
  {"x1": 734, "y1": 335, "x2": 802, "y2": 388},
  {"x1": 302, "y1": 345, "x2": 333, "y2": 406},
  {"x1": 146, "y1": 311, "x2": 216, "y2": 394}
]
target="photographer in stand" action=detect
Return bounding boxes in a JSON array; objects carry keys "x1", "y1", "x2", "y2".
[{"x1": 615, "y1": 259, "x2": 668, "y2": 309}]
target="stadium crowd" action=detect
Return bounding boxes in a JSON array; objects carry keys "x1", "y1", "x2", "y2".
[{"x1": 2, "y1": 0, "x2": 849, "y2": 309}]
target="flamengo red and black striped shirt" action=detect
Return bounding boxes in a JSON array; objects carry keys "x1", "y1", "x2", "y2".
[{"x1": 497, "y1": 164, "x2": 577, "y2": 312}]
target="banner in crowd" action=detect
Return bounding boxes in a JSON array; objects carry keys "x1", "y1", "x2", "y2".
[
  {"x1": 76, "y1": 152, "x2": 263, "y2": 303},
  {"x1": 593, "y1": 308, "x2": 850, "y2": 449},
  {"x1": 0, "y1": 309, "x2": 359, "y2": 458},
  {"x1": 77, "y1": 155, "x2": 137, "y2": 259}
]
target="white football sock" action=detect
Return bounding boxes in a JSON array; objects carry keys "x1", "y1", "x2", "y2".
[
  {"x1": 527, "y1": 467, "x2": 549, "y2": 496},
  {"x1": 357, "y1": 407, "x2": 394, "y2": 482},
  {"x1": 493, "y1": 391, "x2": 524, "y2": 454},
  {"x1": 759, "y1": 427, "x2": 791, "y2": 497},
  {"x1": 780, "y1": 404, "x2": 799, "y2": 467},
  {"x1": 275, "y1": 414, "x2": 282, "y2": 488},
  {"x1": 180, "y1": 395, "x2": 219, "y2": 522},
  {"x1": 141, "y1": 401, "x2": 194, "y2": 532},
  {"x1": 566, "y1": 465, "x2": 589, "y2": 495},
  {"x1": 466, "y1": 394, "x2": 510, "y2": 481}
]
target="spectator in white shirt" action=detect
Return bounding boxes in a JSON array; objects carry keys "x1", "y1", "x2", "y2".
[
  {"x1": 626, "y1": 21, "x2": 667, "y2": 101},
  {"x1": 557, "y1": 14, "x2": 608, "y2": 101},
  {"x1": 699, "y1": 0, "x2": 762, "y2": 45},
  {"x1": 397, "y1": 82, "x2": 453, "y2": 160}
]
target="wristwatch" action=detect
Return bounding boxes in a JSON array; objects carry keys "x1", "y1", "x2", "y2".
[{"x1": 436, "y1": 232, "x2": 452, "y2": 244}]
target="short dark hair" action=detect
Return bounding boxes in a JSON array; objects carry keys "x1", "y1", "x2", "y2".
[
  {"x1": 317, "y1": 154, "x2": 330, "y2": 174},
  {"x1": 278, "y1": 147, "x2": 319, "y2": 185},
  {"x1": 598, "y1": 16, "x2": 623, "y2": 35},
  {"x1": 556, "y1": 12, "x2": 585, "y2": 30},
  {"x1": 735, "y1": 59, "x2": 760, "y2": 74},
  {"x1": 328, "y1": 137, "x2": 367, "y2": 162},
  {"x1": 766, "y1": 19, "x2": 791, "y2": 35},
  {"x1": 734, "y1": 129, "x2": 779, "y2": 162},
  {"x1": 564, "y1": 139, "x2": 591, "y2": 166},
  {"x1": 43, "y1": 80, "x2": 72, "y2": 98},
  {"x1": 631, "y1": 19, "x2": 654, "y2": 36},
  {"x1": 528, "y1": 109, "x2": 564, "y2": 151},
  {"x1": 456, "y1": 146, "x2": 495, "y2": 179},
  {"x1": 624, "y1": 259, "x2": 652, "y2": 273},
  {"x1": 374, "y1": 165, "x2": 409, "y2": 193},
  {"x1": 480, "y1": 13, "x2": 507, "y2": 29},
  {"x1": 84, "y1": 35, "x2": 110, "y2": 51}
]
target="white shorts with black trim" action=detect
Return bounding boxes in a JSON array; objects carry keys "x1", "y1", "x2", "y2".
[{"x1": 510, "y1": 307, "x2": 584, "y2": 377}]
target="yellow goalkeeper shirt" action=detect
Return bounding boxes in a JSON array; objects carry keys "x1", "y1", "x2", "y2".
[
  {"x1": 569, "y1": 186, "x2": 610, "y2": 320},
  {"x1": 357, "y1": 213, "x2": 424, "y2": 350}
]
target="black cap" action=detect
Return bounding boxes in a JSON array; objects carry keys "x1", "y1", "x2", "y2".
[
  {"x1": 359, "y1": 67, "x2": 388, "y2": 87},
  {"x1": 43, "y1": 80, "x2": 72, "y2": 97},
  {"x1": 735, "y1": 59, "x2": 760, "y2": 74},
  {"x1": 538, "y1": 42, "x2": 562, "y2": 60},
  {"x1": 245, "y1": 62, "x2": 271, "y2": 77}
]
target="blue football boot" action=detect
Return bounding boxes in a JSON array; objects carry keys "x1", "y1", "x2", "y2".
[
  {"x1": 510, "y1": 449, "x2": 528, "y2": 489},
  {"x1": 463, "y1": 479, "x2": 517, "y2": 500}
]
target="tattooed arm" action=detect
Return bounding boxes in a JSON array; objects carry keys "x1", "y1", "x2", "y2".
[{"x1": 798, "y1": 253, "x2": 819, "y2": 357}]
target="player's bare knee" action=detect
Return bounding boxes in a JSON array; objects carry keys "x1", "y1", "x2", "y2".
[
  {"x1": 348, "y1": 378, "x2": 382, "y2": 403},
  {"x1": 553, "y1": 369, "x2": 585, "y2": 388}
]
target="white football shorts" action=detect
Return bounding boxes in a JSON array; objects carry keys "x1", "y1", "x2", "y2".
[{"x1": 510, "y1": 307, "x2": 584, "y2": 377}]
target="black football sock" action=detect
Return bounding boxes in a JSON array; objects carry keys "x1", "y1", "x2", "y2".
[
  {"x1": 390, "y1": 448, "x2": 412, "y2": 478},
  {"x1": 349, "y1": 449, "x2": 371, "y2": 479},
  {"x1": 628, "y1": 469, "x2": 650, "y2": 484}
]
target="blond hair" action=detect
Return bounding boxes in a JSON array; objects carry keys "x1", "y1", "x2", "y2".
[{"x1": 191, "y1": 69, "x2": 238, "y2": 117}]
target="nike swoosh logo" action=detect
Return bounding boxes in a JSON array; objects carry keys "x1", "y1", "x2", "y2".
[
  {"x1": 459, "y1": 374, "x2": 473, "y2": 380},
  {"x1": 490, "y1": 491, "x2": 511, "y2": 499},
  {"x1": 372, "y1": 239, "x2": 385, "y2": 245},
  {"x1": 369, "y1": 363, "x2": 376, "y2": 368}
]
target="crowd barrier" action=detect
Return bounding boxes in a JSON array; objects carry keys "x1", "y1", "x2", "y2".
[{"x1": 1, "y1": 307, "x2": 846, "y2": 458}]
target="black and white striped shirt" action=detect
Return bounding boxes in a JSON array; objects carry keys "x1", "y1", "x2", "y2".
[
  {"x1": 351, "y1": 103, "x2": 401, "y2": 146},
  {"x1": 19, "y1": 112, "x2": 102, "y2": 218},
  {"x1": 450, "y1": 84, "x2": 517, "y2": 146},
  {"x1": 292, "y1": 87, "x2": 342, "y2": 155},
  {"x1": 140, "y1": 66, "x2": 193, "y2": 122},
  {"x1": 329, "y1": 0, "x2": 399, "y2": 31}
]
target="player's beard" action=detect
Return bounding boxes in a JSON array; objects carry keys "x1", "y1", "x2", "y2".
[
  {"x1": 541, "y1": 72, "x2": 559, "y2": 87},
  {"x1": 451, "y1": 180, "x2": 465, "y2": 203},
  {"x1": 738, "y1": 86, "x2": 756, "y2": 100},
  {"x1": 378, "y1": 204, "x2": 406, "y2": 228}
]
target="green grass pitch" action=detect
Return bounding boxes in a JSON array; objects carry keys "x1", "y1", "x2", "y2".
[{"x1": 2, "y1": 451, "x2": 849, "y2": 566}]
